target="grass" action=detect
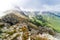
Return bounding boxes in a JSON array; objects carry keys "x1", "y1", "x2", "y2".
[{"x1": 42, "y1": 14, "x2": 60, "y2": 32}]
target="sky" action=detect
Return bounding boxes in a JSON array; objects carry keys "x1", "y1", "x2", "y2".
[{"x1": 0, "y1": 0, "x2": 60, "y2": 12}]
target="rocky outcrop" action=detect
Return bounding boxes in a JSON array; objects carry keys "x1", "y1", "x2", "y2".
[
  {"x1": 1, "y1": 10, "x2": 28, "y2": 26},
  {"x1": 39, "y1": 26, "x2": 55, "y2": 35}
]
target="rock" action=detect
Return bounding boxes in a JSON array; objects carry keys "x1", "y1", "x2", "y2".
[
  {"x1": 0, "y1": 23, "x2": 4, "y2": 27},
  {"x1": 30, "y1": 34, "x2": 48, "y2": 40},
  {"x1": 1, "y1": 13, "x2": 20, "y2": 25},
  {"x1": 1, "y1": 10, "x2": 29, "y2": 26},
  {"x1": 54, "y1": 33, "x2": 60, "y2": 40},
  {"x1": 30, "y1": 28, "x2": 39, "y2": 35},
  {"x1": 38, "y1": 26, "x2": 55, "y2": 35},
  {"x1": 0, "y1": 22, "x2": 10, "y2": 27},
  {"x1": 47, "y1": 28, "x2": 55, "y2": 35}
]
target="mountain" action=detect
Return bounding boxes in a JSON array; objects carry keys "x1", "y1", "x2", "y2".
[
  {"x1": 23, "y1": 11, "x2": 60, "y2": 32},
  {"x1": 41, "y1": 11, "x2": 60, "y2": 32},
  {"x1": 42, "y1": 11, "x2": 60, "y2": 17},
  {"x1": 3, "y1": 10, "x2": 60, "y2": 32}
]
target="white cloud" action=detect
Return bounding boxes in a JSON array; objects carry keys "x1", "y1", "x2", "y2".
[
  {"x1": 0, "y1": 0, "x2": 30, "y2": 17},
  {"x1": 40, "y1": 5, "x2": 60, "y2": 11},
  {"x1": 0, "y1": 0, "x2": 30, "y2": 12},
  {"x1": 0, "y1": 0, "x2": 60, "y2": 12}
]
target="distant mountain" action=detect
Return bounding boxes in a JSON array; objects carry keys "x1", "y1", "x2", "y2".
[
  {"x1": 23, "y1": 11, "x2": 60, "y2": 32},
  {"x1": 23, "y1": 11, "x2": 40, "y2": 17},
  {"x1": 22, "y1": 11, "x2": 60, "y2": 18},
  {"x1": 41, "y1": 11, "x2": 60, "y2": 32},
  {"x1": 42, "y1": 11, "x2": 60, "y2": 17}
]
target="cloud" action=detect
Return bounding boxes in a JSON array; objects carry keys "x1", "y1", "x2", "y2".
[
  {"x1": 0, "y1": 0, "x2": 60, "y2": 17},
  {"x1": 16, "y1": 0, "x2": 60, "y2": 11},
  {"x1": 41, "y1": 0, "x2": 60, "y2": 5},
  {"x1": 0, "y1": 0, "x2": 60, "y2": 12},
  {"x1": 40, "y1": 5, "x2": 60, "y2": 11},
  {"x1": 0, "y1": 0, "x2": 31, "y2": 12},
  {"x1": 0, "y1": 0, "x2": 31, "y2": 17}
]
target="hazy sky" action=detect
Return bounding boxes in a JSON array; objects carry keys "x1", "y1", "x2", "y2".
[{"x1": 0, "y1": 0, "x2": 60, "y2": 12}]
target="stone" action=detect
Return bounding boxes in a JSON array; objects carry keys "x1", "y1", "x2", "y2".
[
  {"x1": 38, "y1": 26, "x2": 55, "y2": 35},
  {"x1": 1, "y1": 13, "x2": 20, "y2": 25}
]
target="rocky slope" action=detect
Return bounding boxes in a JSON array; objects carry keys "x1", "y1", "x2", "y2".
[{"x1": 0, "y1": 10, "x2": 59, "y2": 40}]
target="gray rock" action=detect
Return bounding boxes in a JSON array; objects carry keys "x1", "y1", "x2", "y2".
[
  {"x1": 39, "y1": 26, "x2": 55, "y2": 35},
  {"x1": 0, "y1": 22, "x2": 10, "y2": 27},
  {"x1": 1, "y1": 13, "x2": 20, "y2": 25}
]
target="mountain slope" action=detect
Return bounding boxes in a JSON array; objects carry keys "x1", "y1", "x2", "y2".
[{"x1": 41, "y1": 11, "x2": 60, "y2": 32}]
